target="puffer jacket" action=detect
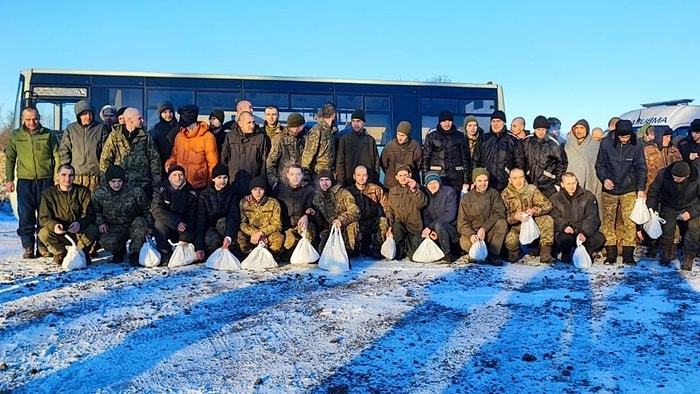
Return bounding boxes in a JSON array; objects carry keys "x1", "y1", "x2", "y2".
[
  {"x1": 422, "y1": 185, "x2": 457, "y2": 228},
  {"x1": 521, "y1": 135, "x2": 568, "y2": 193},
  {"x1": 647, "y1": 164, "x2": 700, "y2": 217},
  {"x1": 380, "y1": 136, "x2": 422, "y2": 188},
  {"x1": 195, "y1": 182, "x2": 240, "y2": 250},
  {"x1": 549, "y1": 186, "x2": 601, "y2": 238},
  {"x1": 595, "y1": 133, "x2": 647, "y2": 195},
  {"x1": 165, "y1": 121, "x2": 219, "y2": 190},
  {"x1": 472, "y1": 128, "x2": 526, "y2": 191},
  {"x1": 457, "y1": 187, "x2": 506, "y2": 238},
  {"x1": 422, "y1": 125, "x2": 471, "y2": 184},
  {"x1": 221, "y1": 129, "x2": 270, "y2": 197},
  {"x1": 60, "y1": 100, "x2": 110, "y2": 176}
]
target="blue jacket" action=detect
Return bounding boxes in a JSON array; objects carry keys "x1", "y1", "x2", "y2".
[
  {"x1": 595, "y1": 133, "x2": 647, "y2": 195},
  {"x1": 422, "y1": 185, "x2": 457, "y2": 228}
]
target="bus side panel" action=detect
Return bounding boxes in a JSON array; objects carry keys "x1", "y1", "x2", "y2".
[{"x1": 392, "y1": 94, "x2": 421, "y2": 143}]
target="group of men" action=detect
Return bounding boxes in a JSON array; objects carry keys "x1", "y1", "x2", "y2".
[{"x1": 5, "y1": 98, "x2": 700, "y2": 271}]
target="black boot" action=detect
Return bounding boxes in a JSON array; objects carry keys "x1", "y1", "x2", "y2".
[
  {"x1": 604, "y1": 246, "x2": 617, "y2": 265},
  {"x1": 622, "y1": 246, "x2": 636, "y2": 266},
  {"x1": 660, "y1": 245, "x2": 674, "y2": 266}
]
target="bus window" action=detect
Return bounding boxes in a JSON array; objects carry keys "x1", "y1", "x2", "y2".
[
  {"x1": 246, "y1": 92, "x2": 289, "y2": 110},
  {"x1": 291, "y1": 94, "x2": 332, "y2": 111},
  {"x1": 147, "y1": 89, "x2": 190, "y2": 110},
  {"x1": 460, "y1": 99, "x2": 496, "y2": 114},
  {"x1": 61, "y1": 103, "x2": 76, "y2": 130},
  {"x1": 337, "y1": 95, "x2": 362, "y2": 111},
  {"x1": 196, "y1": 91, "x2": 240, "y2": 113}
]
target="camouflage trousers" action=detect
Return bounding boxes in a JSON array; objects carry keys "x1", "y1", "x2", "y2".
[
  {"x1": 283, "y1": 223, "x2": 317, "y2": 251},
  {"x1": 505, "y1": 215, "x2": 554, "y2": 251},
  {"x1": 38, "y1": 224, "x2": 99, "y2": 256},
  {"x1": 601, "y1": 192, "x2": 637, "y2": 247},
  {"x1": 358, "y1": 217, "x2": 389, "y2": 254},
  {"x1": 459, "y1": 219, "x2": 508, "y2": 256},
  {"x1": 237, "y1": 230, "x2": 285, "y2": 254},
  {"x1": 99, "y1": 217, "x2": 148, "y2": 255},
  {"x1": 73, "y1": 174, "x2": 101, "y2": 192},
  {"x1": 319, "y1": 222, "x2": 360, "y2": 252}
]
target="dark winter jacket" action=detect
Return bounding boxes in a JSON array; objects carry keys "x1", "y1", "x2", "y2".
[
  {"x1": 220, "y1": 130, "x2": 270, "y2": 197},
  {"x1": 422, "y1": 185, "x2": 457, "y2": 229},
  {"x1": 385, "y1": 184, "x2": 428, "y2": 235},
  {"x1": 521, "y1": 134, "x2": 568, "y2": 193},
  {"x1": 346, "y1": 183, "x2": 387, "y2": 223},
  {"x1": 39, "y1": 184, "x2": 95, "y2": 232},
  {"x1": 151, "y1": 181, "x2": 198, "y2": 229},
  {"x1": 380, "y1": 137, "x2": 422, "y2": 189},
  {"x1": 273, "y1": 183, "x2": 315, "y2": 229},
  {"x1": 195, "y1": 182, "x2": 240, "y2": 250},
  {"x1": 422, "y1": 125, "x2": 471, "y2": 186},
  {"x1": 549, "y1": 186, "x2": 601, "y2": 238},
  {"x1": 336, "y1": 129, "x2": 381, "y2": 186},
  {"x1": 595, "y1": 133, "x2": 647, "y2": 195},
  {"x1": 148, "y1": 119, "x2": 179, "y2": 170},
  {"x1": 677, "y1": 134, "x2": 700, "y2": 165},
  {"x1": 5, "y1": 125, "x2": 61, "y2": 181},
  {"x1": 60, "y1": 100, "x2": 110, "y2": 176},
  {"x1": 647, "y1": 164, "x2": 700, "y2": 218},
  {"x1": 457, "y1": 187, "x2": 506, "y2": 238},
  {"x1": 472, "y1": 129, "x2": 526, "y2": 191}
]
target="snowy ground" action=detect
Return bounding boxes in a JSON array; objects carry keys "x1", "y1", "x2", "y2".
[{"x1": 1, "y1": 214, "x2": 700, "y2": 394}]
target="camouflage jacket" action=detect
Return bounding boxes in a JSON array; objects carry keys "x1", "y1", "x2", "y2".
[
  {"x1": 301, "y1": 120, "x2": 337, "y2": 174},
  {"x1": 239, "y1": 195, "x2": 283, "y2": 236},
  {"x1": 266, "y1": 128, "x2": 306, "y2": 186},
  {"x1": 312, "y1": 184, "x2": 360, "y2": 227},
  {"x1": 500, "y1": 183, "x2": 553, "y2": 225},
  {"x1": 643, "y1": 142, "x2": 682, "y2": 193},
  {"x1": 93, "y1": 184, "x2": 153, "y2": 228},
  {"x1": 100, "y1": 125, "x2": 162, "y2": 190}
]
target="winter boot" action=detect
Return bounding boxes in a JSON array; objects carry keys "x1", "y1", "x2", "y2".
[
  {"x1": 52, "y1": 253, "x2": 66, "y2": 265},
  {"x1": 37, "y1": 243, "x2": 53, "y2": 258},
  {"x1": 604, "y1": 246, "x2": 617, "y2": 265},
  {"x1": 682, "y1": 250, "x2": 695, "y2": 271},
  {"x1": 621, "y1": 246, "x2": 636, "y2": 266},
  {"x1": 128, "y1": 253, "x2": 140, "y2": 267},
  {"x1": 507, "y1": 249, "x2": 521, "y2": 263},
  {"x1": 540, "y1": 245, "x2": 555, "y2": 265},
  {"x1": 111, "y1": 247, "x2": 127, "y2": 264},
  {"x1": 646, "y1": 239, "x2": 658, "y2": 258},
  {"x1": 660, "y1": 245, "x2": 674, "y2": 266},
  {"x1": 23, "y1": 247, "x2": 36, "y2": 259}
]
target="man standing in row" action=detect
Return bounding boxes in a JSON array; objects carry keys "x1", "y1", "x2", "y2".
[
  {"x1": 473, "y1": 110, "x2": 525, "y2": 192},
  {"x1": 380, "y1": 121, "x2": 422, "y2": 189},
  {"x1": 422, "y1": 111, "x2": 471, "y2": 196},
  {"x1": 6, "y1": 107, "x2": 61, "y2": 258},
  {"x1": 336, "y1": 109, "x2": 380, "y2": 187}
]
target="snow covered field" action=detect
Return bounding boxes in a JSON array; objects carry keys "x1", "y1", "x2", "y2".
[{"x1": 1, "y1": 214, "x2": 700, "y2": 394}]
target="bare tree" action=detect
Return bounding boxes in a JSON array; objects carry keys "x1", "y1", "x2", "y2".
[
  {"x1": 426, "y1": 74, "x2": 452, "y2": 83},
  {"x1": 0, "y1": 106, "x2": 13, "y2": 153}
]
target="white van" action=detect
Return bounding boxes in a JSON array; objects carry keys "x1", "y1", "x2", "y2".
[{"x1": 619, "y1": 99, "x2": 700, "y2": 139}]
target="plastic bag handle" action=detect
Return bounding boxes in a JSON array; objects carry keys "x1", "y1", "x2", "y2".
[{"x1": 64, "y1": 234, "x2": 77, "y2": 247}]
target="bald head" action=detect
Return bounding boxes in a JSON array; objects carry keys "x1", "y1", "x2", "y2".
[
  {"x1": 236, "y1": 100, "x2": 253, "y2": 116},
  {"x1": 123, "y1": 107, "x2": 143, "y2": 131},
  {"x1": 591, "y1": 127, "x2": 604, "y2": 141},
  {"x1": 238, "y1": 111, "x2": 256, "y2": 134}
]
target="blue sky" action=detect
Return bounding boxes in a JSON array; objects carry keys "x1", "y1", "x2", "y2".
[{"x1": 1, "y1": 0, "x2": 697, "y2": 133}]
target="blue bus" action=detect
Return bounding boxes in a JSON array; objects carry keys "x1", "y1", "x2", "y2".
[{"x1": 13, "y1": 69, "x2": 504, "y2": 144}]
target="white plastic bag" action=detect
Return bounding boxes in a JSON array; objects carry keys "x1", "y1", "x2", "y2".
[
  {"x1": 206, "y1": 248, "x2": 241, "y2": 271},
  {"x1": 167, "y1": 241, "x2": 197, "y2": 268},
  {"x1": 642, "y1": 209, "x2": 666, "y2": 240},
  {"x1": 380, "y1": 235, "x2": 396, "y2": 260},
  {"x1": 630, "y1": 198, "x2": 651, "y2": 225},
  {"x1": 519, "y1": 214, "x2": 540, "y2": 245},
  {"x1": 319, "y1": 226, "x2": 350, "y2": 272},
  {"x1": 573, "y1": 238, "x2": 593, "y2": 269},
  {"x1": 62, "y1": 235, "x2": 87, "y2": 271},
  {"x1": 412, "y1": 237, "x2": 445, "y2": 263},
  {"x1": 290, "y1": 232, "x2": 320, "y2": 265},
  {"x1": 139, "y1": 236, "x2": 161, "y2": 268},
  {"x1": 469, "y1": 239, "x2": 488, "y2": 261},
  {"x1": 241, "y1": 241, "x2": 278, "y2": 271}
]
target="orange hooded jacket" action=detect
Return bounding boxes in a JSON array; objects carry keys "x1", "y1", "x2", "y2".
[{"x1": 165, "y1": 121, "x2": 218, "y2": 189}]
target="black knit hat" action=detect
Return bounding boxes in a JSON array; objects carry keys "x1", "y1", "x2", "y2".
[
  {"x1": 672, "y1": 161, "x2": 691, "y2": 178},
  {"x1": 318, "y1": 169, "x2": 335, "y2": 183},
  {"x1": 287, "y1": 112, "x2": 305, "y2": 128},
  {"x1": 209, "y1": 109, "x2": 224, "y2": 124},
  {"x1": 533, "y1": 115, "x2": 549, "y2": 130},
  {"x1": 167, "y1": 165, "x2": 185, "y2": 176},
  {"x1": 212, "y1": 164, "x2": 228, "y2": 179},
  {"x1": 351, "y1": 109, "x2": 366, "y2": 122},
  {"x1": 249, "y1": 176, "x2": 268, "y2": 192},
  {"x1": 177, "y1": 105, "x2": 200, "y2": 127},
  {"x1": 491, "y1": 110, "x2": 506, "y2": 122},
  {"x1": 438, "y1": 110, "x2": 454, "y2": 122},
  {"x1": 117, "y1": 106, "x2": 128, "y2": 118},
  {"x1": 105, "y1": 165, "x2": 125, "y2": 181},
  {"x1": 690, "y1": 119, "x2": 700, "y2": 133},
  {"x1": 615, "y1": 119, "x2": 634, "y2": 136}
]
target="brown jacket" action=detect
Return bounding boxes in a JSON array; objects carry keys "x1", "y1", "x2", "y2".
[
  {"x1": 457, "y1": 187, "x2": 506, "y2": 237},
  {"x1": 165, "y1": 121, "x2": 218, "y2": 189},
  {"x1": 385, "y1": 184, "x2": 428, "y2": 235}
]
